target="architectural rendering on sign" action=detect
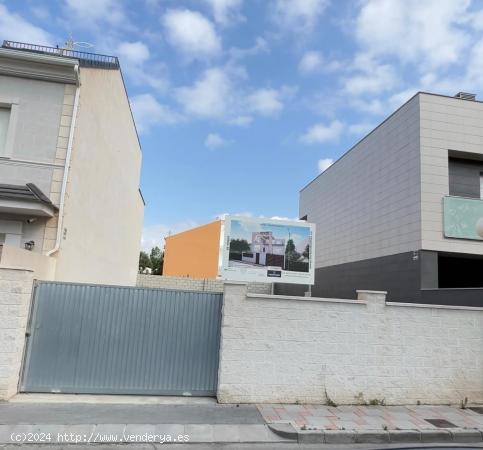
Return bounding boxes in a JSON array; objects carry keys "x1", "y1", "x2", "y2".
[
  {"x1": 219, "y1": 216, "x2": 315, "y2": 284},
  {"x1": 299, "y1": 91, "x2": 483, "y2": 307}
]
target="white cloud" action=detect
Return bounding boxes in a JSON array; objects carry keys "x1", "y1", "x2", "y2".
[
  {"x1": 130, "y1": 94, "x2": 181, "y2": 133},
  {"x1": 318, "y1": 158, "x2": 334, "y2": 172},
  {"x1": 205, "y1": 133, "x2": 229, "y2": 149},
  {"x1": 117, "y1": 41, "x2": 150, "y2": 65},
  {"x1": 348, "y1": 122, "x2": 375, "y2": 136},
  {"x1": 344, "y1": 54, "x2": 399, "y2": 95},
  {"x1": 300, "y1": 120, "x2": 344, "y2": 145},
  {"x1": 228, "y1": 115, "x2": 253, "y2": 126},
  {"x1": 162, "y1": 9, "x2": 222, "y2": 60},
  {"x1": 247, "y1": 88, "x2": 283, "y2": 116},
  {"x1": 116, "y1": 41, "x2": 168, "y2": 93},
  {"x1": 0, "y1": 4, "x2": 53, "y2": 45},
  {"x1": 175, "y1": 69, "x2": 291, "y2": 123},
  {"x1": 229, "y1": 37, "x2": 269, "y2": 60},
  {"x1": 298, "y1": 51, "x2": 323, "y2": 74},
  {"x1": 271, "y1": 0, "x2": 329, "y2": 33},
  {"x1": 204, "y1": 0, "x2": 244, "y2": 26},
  {"x1": 142, "y1": 220, "x2": 198, "y2": 250},
  {"x1": 175, "y1": 68, "x2": 231, "y2": 118},
  {"x1": 65, "y1": 0, "x2": 125, "y2": 24},
  {"x1": 355, "y1": 0, "x2": 471, "y2": 69}
]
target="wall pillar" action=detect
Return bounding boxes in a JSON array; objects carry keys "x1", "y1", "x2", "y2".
[{"x1": 0, "y1": 267, "x2": 34, "y2": 400}]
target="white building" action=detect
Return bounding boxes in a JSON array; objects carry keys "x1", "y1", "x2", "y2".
[
  {"x1": 242, "y1": 231, "x2": 285, "y2": 266},
  {"x1": 0, "y1": 41, "x2": 144, "y2": 285}
]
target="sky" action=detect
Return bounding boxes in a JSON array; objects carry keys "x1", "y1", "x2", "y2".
[
  {"x1": 230, "y1": 219, "x2": 311, "y2": 251},
  {"x1": 2, "y1": 0, "x2": 483, "y2": 250}
]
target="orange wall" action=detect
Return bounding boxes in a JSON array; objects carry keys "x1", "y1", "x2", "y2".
[{"x1": 163, "y1": 220, "x2": 221, "y2": 279}]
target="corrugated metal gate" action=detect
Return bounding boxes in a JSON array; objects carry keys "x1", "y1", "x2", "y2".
[{"x1": 20, "y1": 281, "x2": 223, "y2": 396}]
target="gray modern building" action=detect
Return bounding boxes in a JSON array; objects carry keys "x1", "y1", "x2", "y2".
[{"x1": 300, "y1": 92, "x2": 483, "y2": 307}]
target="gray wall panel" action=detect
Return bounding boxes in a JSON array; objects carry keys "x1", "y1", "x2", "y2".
[
  {"x1": 448, "y1": 157, "x2": 483, "y2": 198},
  {"x1": 308, "y1": 251, "x2": 422, "y2": 301}
]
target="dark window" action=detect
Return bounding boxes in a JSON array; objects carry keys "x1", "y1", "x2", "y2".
[{"x1": 438, "y1": 253, "x2": 483, "y2": 288}]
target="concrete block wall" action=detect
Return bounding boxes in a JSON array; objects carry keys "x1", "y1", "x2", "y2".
[
  {"x1": 218, "y1": 282, "x2": 483, "y2": 405},
  {"x1": 0, "y1": 267, "x2": 33, "y2": 400},
  {"x1": 136, "y1": 274, "x2": 271, "y2": 294}
]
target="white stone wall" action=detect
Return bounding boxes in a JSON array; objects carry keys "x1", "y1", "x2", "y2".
[
  {"x1": 0, "y1": 267, "x2": 33, "y2": 400},
  {"x1": 136, "y1": 274, "x2": 271, "y2": 294},
  {"x1": 420, "y1": 93, "x2": 483, "y2": 255},
  {"x1": 218, "y1": 282, "x2": 483, "y2": 405},
  {"x1": 300, "y1": 95, "x2": 422, "y2": 268}
]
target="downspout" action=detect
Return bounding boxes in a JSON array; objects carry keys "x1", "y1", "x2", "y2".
[{"x1": 46, "y1": 64, "x2": 80, "y2": 256}]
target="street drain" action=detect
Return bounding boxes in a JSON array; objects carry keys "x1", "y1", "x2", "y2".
[
  {"x1": 424, "y1": 419, "x2": 457, "y2": 428},
  {"x1": 469, "y1": 407, "x2": 483, "y2": 414}
]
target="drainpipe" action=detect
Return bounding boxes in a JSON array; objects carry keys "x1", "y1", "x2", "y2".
[{"x1": 46, "y1": 64, "x2": 80, "y2": 256}]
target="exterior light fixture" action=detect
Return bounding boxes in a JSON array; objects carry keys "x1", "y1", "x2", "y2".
[
  {"x1": 476, "y1": 218, "x2": 483, "y2": 239},
  {"x1": 24, "y1": 240, "x2": 35, "y2": 251}
]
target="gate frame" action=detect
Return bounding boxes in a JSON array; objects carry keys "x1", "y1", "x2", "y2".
[{"x1": 19, "y1": 280, "x2": 224, "y2": 397}]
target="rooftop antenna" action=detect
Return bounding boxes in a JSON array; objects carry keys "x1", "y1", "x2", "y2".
[{"x1": 62, "y1": 34, "x2": 94, "y2": 54}]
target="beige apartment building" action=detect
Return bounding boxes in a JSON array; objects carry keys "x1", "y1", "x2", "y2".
[{"x1": 0, "y1": 41, "x2": 144, "y2": 285}]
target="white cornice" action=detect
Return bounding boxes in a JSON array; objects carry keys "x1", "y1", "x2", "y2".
[{"x1": 0, "y1": 48, "x2": 78, "y2": 67}]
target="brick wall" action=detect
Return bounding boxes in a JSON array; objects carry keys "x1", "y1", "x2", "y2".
[
  {"x1": 136, "y1": 274, "x2": 271, "y2": 294},
  {"x1": 0, "y1": 267, "x2": 34, "y2": 400},
  {"x1": 218, "y1": 282, "x2": 483, "y2": 405}
]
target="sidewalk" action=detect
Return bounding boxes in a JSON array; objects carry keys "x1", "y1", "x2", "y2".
[
  {"x1": 0, "y1": 401, "x2": 290, "y2": 445},
  {"x1": 2, "y1": 398, "x2": 483, "y2": 445},
  {"x1": 259, "y1": 403, "x2": 483, "y2": 444}
]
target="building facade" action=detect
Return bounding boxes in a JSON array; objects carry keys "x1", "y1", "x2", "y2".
[
  {"x1": 163, "y1": 220, "x2": 222, "y2": 279},
  {"x1": 241, "y1": 231, "x2": 285, "y2": 267},
  {"x1": 300, "y1": 92, "x2": 483, "y2": 306},
  {"x1": 0, "y1": 41, "x2": 144, "y2": 285}
]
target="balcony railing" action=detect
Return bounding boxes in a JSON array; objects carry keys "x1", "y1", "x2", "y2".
[
  {"x1": 2, "y1": 41, "x2": 119, "y2": 69},
  {"x1": 443, "y1": 195, "x2": 483, "y2": 241}
]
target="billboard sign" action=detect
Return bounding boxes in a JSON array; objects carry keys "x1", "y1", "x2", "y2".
[{"x1": 218, "y1": 215, "x2": 315, "y2": 285}]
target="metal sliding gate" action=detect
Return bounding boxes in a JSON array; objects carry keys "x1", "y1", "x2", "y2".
[{"x1": 20, "y1": 281, "x2": 223, "y2": 396}]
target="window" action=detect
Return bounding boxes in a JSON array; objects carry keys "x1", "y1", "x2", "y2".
[
  {"x1": 0, "y1": 233, "x2": 5, "y2": 244},
  {"x1": 0, "y1": 107, "x2": 10, "y2": 156},
  {"x1": 480, "y1": 172, "x2": 483, "y2": 200}
]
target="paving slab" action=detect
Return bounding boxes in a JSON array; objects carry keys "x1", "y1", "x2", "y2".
[
  {"x1": 259, "y1": 403, "x2": 483, "y2": 445},
  {"x1": 0, "y1": 402, "x2": 264, "y2": 425}
]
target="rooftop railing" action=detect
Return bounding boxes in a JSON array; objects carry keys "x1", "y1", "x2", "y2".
[{"x1": 2, "y1": 40, "x2": 119, "y2": 69}]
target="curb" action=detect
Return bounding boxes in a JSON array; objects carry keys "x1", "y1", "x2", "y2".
[
  {"x1": 267, "y1": 425, "x2": 483, "y2": 444},
  {"x1": 267, "y1": 423, "x2": 298, "y2": 440}
]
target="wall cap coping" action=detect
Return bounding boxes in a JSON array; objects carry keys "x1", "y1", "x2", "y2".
[
  {"x1": 387, "y1": 301, "x2": 483, "y2": 311},
  {"x1": 356, "y1": 290, "x2": 388, "y2": 295},
  {"x1": 0, "y1": 265, "x2": 34, "y2": 272},
  {"x1": 223, "y1": 281, "x2": 249, "y2": 286},
  {"x1": 246, "y1": 292, "x2": 366, "y2": 305}
]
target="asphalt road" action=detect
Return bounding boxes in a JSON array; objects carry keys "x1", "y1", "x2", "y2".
[{"x1": 1, "y1": 443, "x2": 483, "y2": 449}]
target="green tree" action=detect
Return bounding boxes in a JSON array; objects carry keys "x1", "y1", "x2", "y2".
[
  {"x1": 139, "y1": 251, "x2": 152, "y2": 272},
  {"x1": 150, "y1": 246, "x2": 164, "y2": 275},
  {"x1": 303, "y1": 244, "x2": 310, "y2": 259},
  {"x1": 229, "y1": 239, "x2": 251, "y2": 253},
  {"x1": 285, "y1": 239, "x2": 300, "y2": 269},
  {"x1": 139, "y1": 247, "x2": 164, "y2": 274}
]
